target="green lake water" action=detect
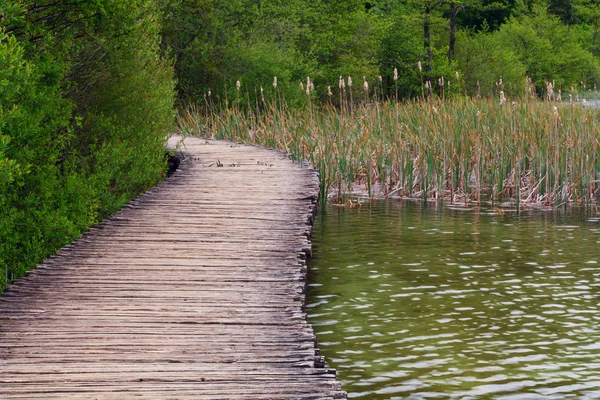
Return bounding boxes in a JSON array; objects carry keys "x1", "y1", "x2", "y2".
[{"x1": 306, "y1": 200, "x2": 600, "y2": 399}]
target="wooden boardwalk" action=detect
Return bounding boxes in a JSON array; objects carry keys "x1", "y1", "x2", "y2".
[{"x1": 0, "y1": 137, "x2": 346, "y2": 399}]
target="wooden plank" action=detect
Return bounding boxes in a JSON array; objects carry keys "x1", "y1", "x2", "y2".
[{"x1": 0, "y1": 136, "x2": 346, "y2": 399}]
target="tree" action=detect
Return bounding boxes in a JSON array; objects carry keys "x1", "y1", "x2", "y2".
[{"x1": 575, "y1": 0, "x2": 600, "y2": 55}]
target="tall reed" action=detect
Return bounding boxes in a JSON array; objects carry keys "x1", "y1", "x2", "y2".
[{"x1": 178, "y1": 92, "x2": 600, "y2": 208}]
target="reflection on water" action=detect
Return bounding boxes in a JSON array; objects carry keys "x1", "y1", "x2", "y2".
[{"x1": 306, "y1": 201, "x2": 600, "y2": 399}]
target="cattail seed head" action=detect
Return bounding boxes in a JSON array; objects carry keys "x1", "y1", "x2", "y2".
[
  {"x1": 208, "y1": 90, "x2": 211, "y2": 97},
  {"x1": 499, "y1": 90, "x2": 506, "y2": 106},
  {"x1": 273, "y1": 76, "x2": 278, "y2": 88},
  {"x1": 363, "y1": 79, "x2": 369, "y2": 92},
  {"x1": 378, "y1": 75, "x2": 382, "y2": 83},
  {"x1": 546, "y1": 81, "x2": 554, "y2": 101},
  {"x1": 455, "y1": 71, "x2": 459, "y2": 81},
  {"x1": 348, "y1": 76, "x2": 352, "y2": 87},
  {"x1": 236, "y1": 80, "x2": 241, "y2": 90},
  {"x1": 327, "y1": 86, "x2": 332, "y2": 97},
  {"x1": 417, "y1": 61, "x2": 422, "y2": 73},
  {"x1": 339, "y1": 76, "x2": 345, "y2": 90},
  {"x1": 300, "y1": 82, "x2": 304, "y2": 91},
  {"x1": 393, "y1": 67, "x2": 398, "y2": 81}
]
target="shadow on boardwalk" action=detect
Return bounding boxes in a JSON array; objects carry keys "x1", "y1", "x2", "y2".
[{"x1": 0, "y1": 136, "x2": 346, "y2": 399}]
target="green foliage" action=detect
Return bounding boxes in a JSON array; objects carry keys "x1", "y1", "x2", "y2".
[
  {"x1": 161, "y1": 0, "x2": 600, "y2": 104},
  {"x1": 161, "y1": 0, "x2": 384, "y2": 105},
  {"x1": 493, "y1": 7, "x2": 599, "y2": 91},
  {"x1": 0, "y1": 1, "x2": 175, "y2": 291},
  {"x1": 456, "y1": 28, "x2": 528, "y2": 96}
]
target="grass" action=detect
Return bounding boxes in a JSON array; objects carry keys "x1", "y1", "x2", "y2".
[{"x1": 177, "y1": 94, "x2": 600, "y2": 210}]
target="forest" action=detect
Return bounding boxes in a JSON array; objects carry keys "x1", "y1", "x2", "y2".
[
  {"x1": 1, "y1": 0, "x2": 599, "y2": 291},
  {"x1": 163, "y1": 0, "x2": 600, "y2": 103}
]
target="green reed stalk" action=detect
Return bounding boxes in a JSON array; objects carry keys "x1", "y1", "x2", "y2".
[{"x1": 179, "y1": 94, "x2": 600, "y2": 208}]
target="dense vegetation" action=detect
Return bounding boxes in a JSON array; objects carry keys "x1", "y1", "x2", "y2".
[
  {"x1": 0, "y1": 2, "x2": 175, "y2": 290},
  {"x1": 2, "y1": 0, "x2": 600, "y2": 291},
  {"x1": 183, "y1": 96, "x2": 600, "y2": 208},
  {"x1": 162, "y1": 0, "x2": 600, "y2": 103}
]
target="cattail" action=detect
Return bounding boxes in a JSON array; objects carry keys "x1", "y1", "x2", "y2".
[
  {"x1": 348, "y1": 76, "x2": 352, "y2": 87},
  {"x1": 236, "y1": 80, "x2": 241, "y2": 90},
  {"x1": 300, "y1": 82, "x2": 304, "y2": 91},
  {"x1": 393, "y1": 67, "x2": 398, "y2": 81},
  {"x1": 327, "y1": 86, "x2": 332, "y2": 97},
  {"x1": 439, "y1": 76, "x2": 444, "y2": 87},
  {"x1": 208, "y1": 90, "x2": 211, "y2": 97},
  {"x1": 378, "y1": 75, "x2": 382, "y2": 83},
  {"x1": 417, "y1": 61, "x2": 422, "y2": 73},
  {"x1": 363, "y1": 79, "x2": 369, "y2": 93},
  {"x1": 455, "y1": 71, "x2": 459, "y2": 81},
  {"x1": 499, "y1": 90, "x2": 506, "y2": 106},
  {"x1": 273, "y1": 76, "x2": 278, "y2": 88},
  {"x1": 553, "y1": 106, "x2": 562, "y2": 124},
  {"x1": 477, "y1": 110, "x2": 481, "y2": 120},
  {"x1": 425, "y1": 80, "x2": 431, "y2": 89},
  {"x1": 546, "y1": 81, "x2": 554, "y2": 101},
  {"x1": 339, "y1": 76, "x2": 345, "y2": 90},
  {"x1": 557, "y1": 90, "x2": 562, "y2": 102}
]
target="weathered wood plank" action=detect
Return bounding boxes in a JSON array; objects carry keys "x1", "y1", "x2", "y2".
[{"x1": 0, "y1": 136, "x2": 346, "y2": 399}]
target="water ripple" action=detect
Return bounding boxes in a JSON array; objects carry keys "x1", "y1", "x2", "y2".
[{"x1": 308, "y1": 201, "x2": 600, "y2": 398}]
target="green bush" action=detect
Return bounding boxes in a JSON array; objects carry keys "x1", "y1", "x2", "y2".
[{"x1": 0, "y1": 1, "x2": 175, "y2": 291}]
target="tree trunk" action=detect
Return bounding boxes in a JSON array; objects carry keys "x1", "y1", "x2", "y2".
[
  {"x1": 449, "y1": 2, "x2": 457, "y2": 62},
  {"x1": 424, "y1": 4, "x2": 433, "y2": 76}
]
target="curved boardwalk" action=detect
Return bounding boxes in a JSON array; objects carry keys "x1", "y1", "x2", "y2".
[{"x1": 0, "y1": 137, "x2": 346, "y2": 399}]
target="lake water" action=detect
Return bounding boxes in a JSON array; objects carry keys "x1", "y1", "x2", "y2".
[{"x1": 306, "y1": 200, "x2": 600, "y2": 399}]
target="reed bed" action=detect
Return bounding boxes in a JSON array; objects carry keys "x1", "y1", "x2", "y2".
[{"x1": 178, "y1": 96, "x2": 600, "y2": 208}]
